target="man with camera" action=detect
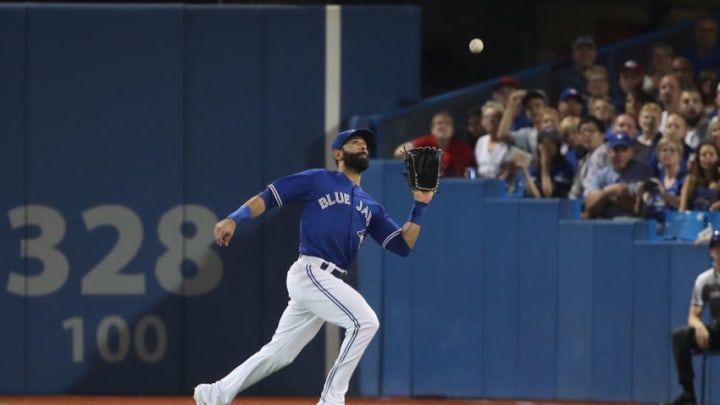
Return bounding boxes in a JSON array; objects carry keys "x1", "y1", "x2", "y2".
[{"x1": 584, "y1": 131, "x2": 654, "y2": 218}]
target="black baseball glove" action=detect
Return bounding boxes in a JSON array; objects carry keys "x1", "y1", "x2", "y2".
[{"x1": 403, "y1": 146, "x2": 443, "y2": 192}]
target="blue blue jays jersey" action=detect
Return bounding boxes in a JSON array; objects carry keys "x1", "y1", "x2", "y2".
[{"x1": 266, "y1": 169, "x2": 402, "y2": 269}]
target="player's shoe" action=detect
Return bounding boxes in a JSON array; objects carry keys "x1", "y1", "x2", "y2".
[
  {"x1": 663, "y1": 392, "x2": 697, "y2": 405},
  {"x1": 193, "y1": 383, "x2": 211, "y2": 405}
]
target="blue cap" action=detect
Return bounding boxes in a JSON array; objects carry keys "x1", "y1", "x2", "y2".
[
  {"x1": 607, "y1": 131, "x2": 632, "y2": 148},
  {"x1": 711, "y1": 229, "x2": 720, "y2": 248},
  {"x1": 331, "y1": 128, "x2": 375, "y2": 151},
  {"x1": 559, "y1": 87, "x2": 583, "y2": 102}
]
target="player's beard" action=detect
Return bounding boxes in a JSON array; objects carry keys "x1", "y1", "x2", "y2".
[{"x1": 343, "y1": 150, "x2": 369, "y2": 173}]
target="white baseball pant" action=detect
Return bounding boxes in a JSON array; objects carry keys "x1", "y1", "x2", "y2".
[{"x1": 202, "y1": 255, "x2": 379, "y2": 405}]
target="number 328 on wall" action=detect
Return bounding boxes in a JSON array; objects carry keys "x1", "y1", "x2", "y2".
[{"x1": 6, "y1": 204, "x2": 223, "y2": 297}]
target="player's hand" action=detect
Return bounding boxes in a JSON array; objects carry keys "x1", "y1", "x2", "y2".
[
  {"x1": 214, "y1": 218, "x2": 237, "y2": 247},
  {"x1": 695, "y1": 324, "x2": 710, "y2": 350},
  {"x1": 413, "y1": 190, "x2": 434, "y2": 204}
]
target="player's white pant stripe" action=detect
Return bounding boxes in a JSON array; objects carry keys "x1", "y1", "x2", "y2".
[
  {"x1": 382, "y1": 229, "x2": 402, "y2": 249},
  {"x1": 306, "y1": 265, "x2": 359, "y2": 402},
  {"x1": 268, "y1": 184, "x2": 283, "y2": 207}
]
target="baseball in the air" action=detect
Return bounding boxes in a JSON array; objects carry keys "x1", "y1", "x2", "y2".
[{"x1": 469, "y1": 38, "x2": 484, "y2": 54}]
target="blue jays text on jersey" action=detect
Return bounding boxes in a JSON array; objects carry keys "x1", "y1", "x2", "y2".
[{"x1": 262, "y1": 169, "x2": 408, "y2": 269}]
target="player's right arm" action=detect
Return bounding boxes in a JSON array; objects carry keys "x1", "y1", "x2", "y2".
[
  {"x1": 214, "y1": 195, "x2": 266, "y2": 247},
  {"x1": 215, "y1": 170, "x2": 315, "y2": 247}
]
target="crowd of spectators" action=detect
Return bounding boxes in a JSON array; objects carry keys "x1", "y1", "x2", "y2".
[{"x1": 392, "y1": 14, "x2": 720, "y2": 232}]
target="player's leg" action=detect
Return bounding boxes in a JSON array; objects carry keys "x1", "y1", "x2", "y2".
[
  {"x1": 668, "y1": 325, "x2": 701, "y2": 405},
  {"x1": 194, "y1": 263, "x2": 326, "y2": 405},
  {"x1": 709, "y1": 322, "x2": 720, "y2": 351},
  {"x1": 219, "y1": 302, "x2": 324, "y2": 399},
  {"x1": 300, "y1": 264, "x2": 379, "y2": 405}
]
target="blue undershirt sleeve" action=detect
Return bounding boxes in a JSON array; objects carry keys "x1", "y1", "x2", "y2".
[{"x1": 384, "y1": 234, "x2": 411, "y2": 257}]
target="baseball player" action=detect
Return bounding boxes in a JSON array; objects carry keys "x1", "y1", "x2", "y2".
[
  {"x1": 194, "y1": 129, "x2": 436, "y2": 405},
  {"x1": 666, "y1": 229, "x2": 720, "y2": 405}
]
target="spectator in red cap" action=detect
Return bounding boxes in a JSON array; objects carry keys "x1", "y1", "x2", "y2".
[
  {"x1": 393, "y1": 111, "x2": 476, "y2": 177},
  {"x1": 555, "y1": 36, "x2": 598, "y2": 98},
  {"x1": 493, "y1": 76, "x2": 532, "y2": 130},
  {"x1": 612, "y1": 60, "x2": 652, "y2": 114},
  {"x1": 493, "y1": 76, "x2": 520, "y2": 105}
]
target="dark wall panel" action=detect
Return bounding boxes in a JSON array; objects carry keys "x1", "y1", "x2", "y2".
[
  {"x1": 182, "y1": 6, "x2": 266, "y2": 394},
  {"x1": 481, "y1": 200, "x2": 519, "y2": 398},
  {"x1": 411, "y1": 180, "x2": 489, "y2": 397},
  {"x1": 0, "y1": 4, "x2": 27, "y2": 394},
  {"x1": 516, "y1": 201, "x2": 559, "y2": 399},
  {"x1": 556, "y1": 221, "x2": 593, "y2": 399},
  {"x1": 379, "y1": 160, "x2": 413, "y2": 396},
  {"x1": 591, "y1": 223, "x2": 636, "y2": 401},
  {"x1": 631, "y1": 242, "x2": 671, "y2": 403}
]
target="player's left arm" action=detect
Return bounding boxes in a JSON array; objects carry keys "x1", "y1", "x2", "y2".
[
  {"x1": 369, "y1": 190, "x2": 434, "y2": 256},
  {"x1": 400, "y1": 190, "x2": 434, "y2": 248}
]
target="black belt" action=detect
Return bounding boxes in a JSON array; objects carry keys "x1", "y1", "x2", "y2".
[{"x1": 320, "y1": 261, "x2": 348, "y2": 279}]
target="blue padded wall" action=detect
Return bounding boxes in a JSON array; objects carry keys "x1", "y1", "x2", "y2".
[
  {"x1": 516, "y1": 201, "x2": 562, "y2": 399},
  {"x1": 340, "y1": 6, "x2": 420, "y2": 119},
  {"x1": 0, "y1": 3, "x2": 421, "y2": 396},
  {"x1": 591, "y1": 222, "x2": 641, "y2": 401},
  {"x1": 556, "y1": 221, "x2": 594, "y2": 399},
  {"x1": 632, "y1": 242, "x2": 672, "y2": 403},
  {"x1": 481, "y1": 199, "x2": 520, "y2": 398},
  {"x1": 182, "y1": 6, "x2": 266, "y2": 394},
  {"x1": 411, "y1": 179, "x2": 495, "y2": 398},
  {"x1": 3, "y1": 3, "x2": 718, "y2": 400},
  {"x1": 24, "y1": 5, "x2": 184, "y2": 394},
  {"x1": 378, "y1": 160, "x2": 414, "y2": 396}
]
